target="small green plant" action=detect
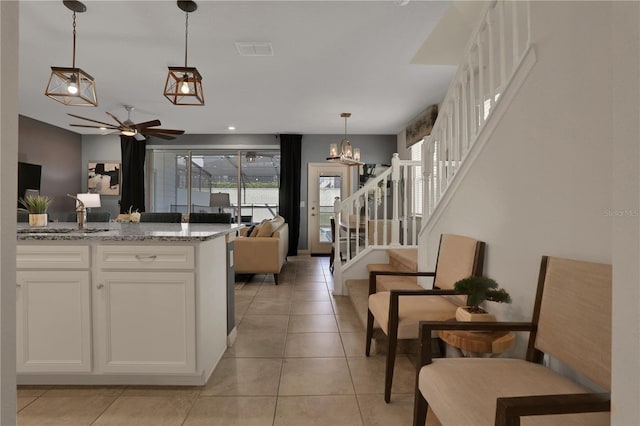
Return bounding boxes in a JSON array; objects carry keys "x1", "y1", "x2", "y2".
[
  {"x1": 19, "y1": 195, "x2": 52, "y2": 214},
  {"x1": 454, "y1": 276, "x2": 512, "y2": 313}
]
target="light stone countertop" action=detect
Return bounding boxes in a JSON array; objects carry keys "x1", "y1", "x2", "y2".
[{"x1": 16, "y1": 222, "x2": 243, "y2": 242}]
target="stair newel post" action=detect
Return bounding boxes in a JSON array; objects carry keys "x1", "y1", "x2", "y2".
[
  {"x1": 391, "y1": 153, "x2": 401, "y2": 245},
  {"x1": 332, "y1": 196, "x2": 344, "y2": 294}
]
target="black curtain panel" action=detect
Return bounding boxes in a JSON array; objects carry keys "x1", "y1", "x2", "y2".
[
  {"x1": 279, "y1": 134, "x2": 302, "y2": 256},
  {"x1": 120, "y1": 135, "x2": 146, "y2": 213}
]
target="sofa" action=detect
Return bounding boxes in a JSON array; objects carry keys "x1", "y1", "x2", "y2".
[{"x1": 233, "y1": 215, "x2": 289, "y2": 284}]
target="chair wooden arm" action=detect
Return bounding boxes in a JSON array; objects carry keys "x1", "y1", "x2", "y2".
[
  {"x1": 494, "y1": 393, "x2": 611, "y2": 426},
  {"x1": 369, "y1": 270, "x2": 436, "y2": 295}
]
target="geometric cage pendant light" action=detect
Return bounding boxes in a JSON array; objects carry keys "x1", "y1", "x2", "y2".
[
  {"x1": 164, "y1": 0, "x2": 205, "y2": 106},
  {"x1": 45, "y1": 0, "x2": 98, "y2": 107}
]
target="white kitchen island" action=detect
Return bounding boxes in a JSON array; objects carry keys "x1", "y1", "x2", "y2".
[{"x1": 16, "y1": 222, "x2": 240, "y2": 386}]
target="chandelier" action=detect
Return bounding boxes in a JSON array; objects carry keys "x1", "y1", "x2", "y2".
[{"x1": 327, "y1": 113, "x2": 362, "y2": 165}]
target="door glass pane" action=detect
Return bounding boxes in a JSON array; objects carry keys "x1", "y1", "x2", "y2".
[
  {"x1": 318, "y1": 175, "x2": 341, "y2": 243},
  {"x1": 240, "y1": 151, "x2": 280, "y2": 223}
]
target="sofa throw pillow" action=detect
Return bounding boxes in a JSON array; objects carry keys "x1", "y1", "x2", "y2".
[
  {"x1": 249, "y1": 223, "x2": 262, "y2": 237},
  {"x1": 256, "y1": 220, "x2": 273, "y2": 237},
  {"x1": 244, "y1": 225, "x2": 256, "y2": 237}
]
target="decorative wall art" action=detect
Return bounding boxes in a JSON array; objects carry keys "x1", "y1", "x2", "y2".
[
  {"x1": 88, "y1": 162, "x2": 121, "y2": 195},
  {"x1": 406, "y1": 104, "x2": 438, "y2": 147}
]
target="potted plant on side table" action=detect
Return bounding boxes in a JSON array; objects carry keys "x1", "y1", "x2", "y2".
[
  {"x1": 453, "y1": 276, "x2": 512, "y2": 321},
  {"x1": 19, "y1": 194, "x2": 52, "y2": 227}
]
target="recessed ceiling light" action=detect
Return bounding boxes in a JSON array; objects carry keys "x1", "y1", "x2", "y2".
[{"x1": 227, "y1": 126, "x2": 236, "y2": 131}]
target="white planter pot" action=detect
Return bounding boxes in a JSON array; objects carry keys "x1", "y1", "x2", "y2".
[
  {"x1": 455, "y1": 306, "x2": 496, "y2": 322},
  {"x1": 29, "y1": 213, "x2": 48, "y2": 227}
]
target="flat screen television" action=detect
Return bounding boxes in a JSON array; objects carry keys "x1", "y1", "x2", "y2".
[{"x1": 18, "y1": 162, "x2": 42, "y2": 207}]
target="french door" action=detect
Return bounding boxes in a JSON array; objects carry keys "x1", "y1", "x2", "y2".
[{"x1": 308, "y1": 163, "x2": 350, "y2": 255}]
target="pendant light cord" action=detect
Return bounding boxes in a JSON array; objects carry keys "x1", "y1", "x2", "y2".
[
  {"x1": 71, "y1": 11, "x2": 77, "y2": 68},
  {"x1": 184, "y1": 11, "x2": 189, "y2": 68}
]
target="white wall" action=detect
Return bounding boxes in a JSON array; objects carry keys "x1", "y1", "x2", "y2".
[
  {"x1": 0, "y1": 2, "x2": 18, "y2": 424},
  {"x1": 420, "y1": 1, "x2": 639, "y2": 422},
  {"x1": 611, "y1": 2, "x2": 640, "y2": 425}
]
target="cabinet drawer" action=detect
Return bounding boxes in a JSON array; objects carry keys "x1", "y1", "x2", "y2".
[
  {"x1": 17, "y1": 245, "x2": 90, "y2": 269},
  {"x1": 97, "y1": 245, "x2": 194, "y2": 270}
]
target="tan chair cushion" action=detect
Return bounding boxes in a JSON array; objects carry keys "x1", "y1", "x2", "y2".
[
  {"x1": 536, "y1": 257, "x2": 612, "y2": 390},
  {"x1": 434, "y1": 234, "x2": 480, "y2": 306},
  {"x1": 368, "y1": 291, "x2": 458, "y2": 339},
  {"x1": 419, "y1": 358, "x2": 610, "y2": 426}
]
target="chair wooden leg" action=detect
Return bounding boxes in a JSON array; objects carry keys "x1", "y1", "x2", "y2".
[
  {"x1": 413, "y1": 385, "x2": 428, "y2": 426},
  {"x1": 437, "y1": 337, "x2": 446, "y2": 357},
  {"x1": 384, "y1": 329, "x2": 398, "y2": 403},
  {"x1": 365, "y1": 309, "x2": 374, "y2": 356},
  {"x1": 274, "y1": 273, "x2": 279, "y2": 285}
]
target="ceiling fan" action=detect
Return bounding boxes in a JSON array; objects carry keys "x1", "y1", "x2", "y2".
[{"x1": 68, "y1": 105, "x2": 185, "y2": 140}]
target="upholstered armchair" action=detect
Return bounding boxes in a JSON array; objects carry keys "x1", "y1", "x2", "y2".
[
  {"x1": 366, "y1": 233, "x2": 486, "y2": 402},
  {"x1": 413, "y1": 256, "x2": 611, "y2": 426}
]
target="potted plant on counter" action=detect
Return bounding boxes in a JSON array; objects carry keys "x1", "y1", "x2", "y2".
[
  {"x1": 19, "y1": 194, "x2": 52, "y2": 227},
  {"x1": 453, "y1": 276, "x2": 512, "y2": 321}
]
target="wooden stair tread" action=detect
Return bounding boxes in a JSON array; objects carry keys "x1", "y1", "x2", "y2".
[
  {"x1": 387, "y1": 248, "x2": 418, "y2": 272},
  {"x1": 367, "y1": 263, "x2": 398, "y2": 272},
  {"x1": 376, "y1": 275, "x2": 422, "y2": 292}
]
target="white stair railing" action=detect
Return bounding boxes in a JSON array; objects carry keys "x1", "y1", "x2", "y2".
[
  {"x1": 423, "y1": 0, "x2": 532, "y2": 217},
  {"x1": 332, "y1": 154, "x2": 420, "y2": 275}
]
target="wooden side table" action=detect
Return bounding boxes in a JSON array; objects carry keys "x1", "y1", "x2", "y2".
[{"x1": 438, "y1": 327, "x2": 515, "y2": 357}]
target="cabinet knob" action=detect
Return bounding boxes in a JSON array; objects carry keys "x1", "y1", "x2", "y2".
[
  {"x1": 96, "y1": 284, "x2": 104, "y2": 290},
  {"x1": 16, "y1": 283, "x2": 21, "y2": 288}
]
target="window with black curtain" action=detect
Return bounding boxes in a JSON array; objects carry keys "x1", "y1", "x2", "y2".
[
  {"x1": 278, "y1": 134, "x2": 302, "y2": 256},
  {"x1": 120, "y1": 135, "x2": 146, "y2": 213}
]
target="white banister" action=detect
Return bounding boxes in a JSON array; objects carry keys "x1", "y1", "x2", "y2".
[
  {"x1": 331, "y1": 153, "x2": 421, "y2": 279},
  {"x1": 422, "y1": 0, "x2": 531, "y2": 222}
]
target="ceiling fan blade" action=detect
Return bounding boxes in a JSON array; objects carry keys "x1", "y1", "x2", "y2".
[
  {"x1": 142, "y1": 128, "x2": 185, "y2": 135},
  {"x1": 145, "y1": 133, "x2": 176, "y2": 140},
  {"x1": 67, "y1": 113, "x2": 119, "y2": 129},
  {"x1": 134, "y1": 120, "x2": 162, "y2": 129},
  {"x1": 70, "y1": 124, "x2": 119, "y2": 130},
  {"x1": 105, "y1": 112, "x2": 126, "y2": 128}
]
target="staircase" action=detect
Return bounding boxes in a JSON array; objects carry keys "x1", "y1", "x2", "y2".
[{"x1": 332, "y1": 0, "x2": 534, "y2": 297}]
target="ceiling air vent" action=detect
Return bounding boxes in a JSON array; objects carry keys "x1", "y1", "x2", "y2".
[{"x1": 235, "y1": 42, "x2": 274, "y2": 57}]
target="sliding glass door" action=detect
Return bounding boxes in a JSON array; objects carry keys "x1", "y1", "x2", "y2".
[{"x1": 150, "y1": 150, "x2": 280, "y2": 223}]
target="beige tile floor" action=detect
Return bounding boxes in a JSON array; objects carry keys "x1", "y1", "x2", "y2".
[{"x1": 17, "y1": 255, "x2": 440, "y2": 426}]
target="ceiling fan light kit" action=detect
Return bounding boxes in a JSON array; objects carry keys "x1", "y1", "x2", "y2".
[
  {"x1": 164, "y1": 0, "x2": 204, "y2": 106},
  {"x1": 45, "y1": 0, "x2": 98, "y2": 107}
]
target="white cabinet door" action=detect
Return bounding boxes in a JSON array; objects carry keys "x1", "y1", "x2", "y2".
[
  {"x1": 95, "y1": 271, "x2": 196, "y2": 374},
  {"x1": 16, "y1": 271, "x2": 92, "y2": 372}
]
